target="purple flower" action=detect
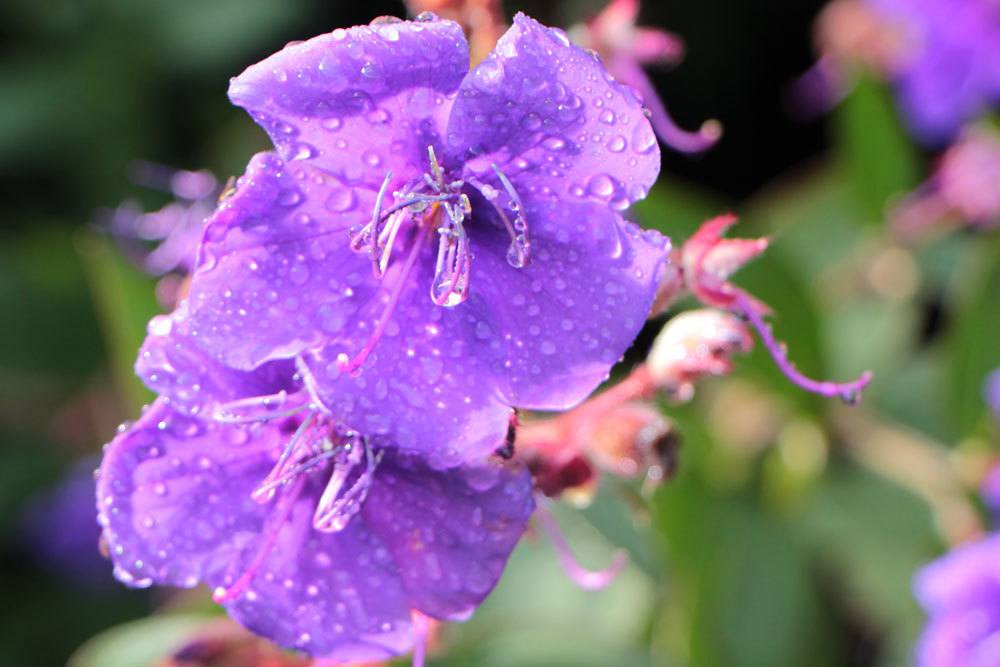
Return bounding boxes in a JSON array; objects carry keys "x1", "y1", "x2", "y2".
[
  {"x1": 866, "y1": 0, "x2": 1000, "y2": 144},
  {"x1": 21, "y1": 458, "x2": 112, "y2": 588},
  {"x1": 914, "y1": 533, "x2": 1000, "y2": 666},
  {"x1": 984, "y1": 368, "x2": 1000, "y2": 421},
  {"x1": 892, "y1": 125, "x2": 1000, "y2": 239},
  {"x1": 98, "y1": 312, "x2": 534, "y2": 660},
  {"x1": 106, "y1": 163, "x2": 220, "y2": 277},
  {"x1": 183, "y1": 13, "x2": 670, "y2": 466}
]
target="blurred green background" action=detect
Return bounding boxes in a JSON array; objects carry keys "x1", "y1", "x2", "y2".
[{"x1": 2, "y1": 1, "x2": 996, "y2": 666}]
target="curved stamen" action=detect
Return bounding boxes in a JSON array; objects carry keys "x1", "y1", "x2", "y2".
[
  {"x1": 350, "y1": 171, "x2": 394, "y2": 256},
  {"x1": 534, "y1": 500, "x2": 629, "y2": 591},
  {"x1": 213, "y1": 476, "x2": 306, "y2": 604},
  {"x1": 732, "y1": 292, "x2": 873, "y2": 404},
  {"x1": 253, "y1": 447, "x2": 341, "y2": 499},
  {"x1": 251, "y1": 411, "x2": 318, "y2": 503},
  {"x1": 491, "y1": 164, "x2": 531, "y2": 268},
  {"x1": 212, "y1": 390, "x2": 308, "y2": 424},
  {"x1": 427, "y1": 145, "x2": 445, "y2": 188},
  {"x1": 337, "y1": 223, "x2": 431, "y2": 375},
  {"x1": 431, "y1": 202, "x2": 472, "y2": 307},
  {"x1": 313, "y1": 436, "x2": 384, "y2": 532},
  {"x1": 373, "y1": 210, "x2": 407, "y2": 278},
  {"x1": 613, "y1": 57, "x2": 721, "y2": 154}
]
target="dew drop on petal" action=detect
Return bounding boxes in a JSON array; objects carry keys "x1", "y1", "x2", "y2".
[
  {"x1": 607, "y1": 136, "x2": 627, "y2": 153},
  {"x1": 587, "y1": 174, "x2": 616, "y2": 199},
  {"x1": 326, "y1": 188, "x2": 357, "y2": 213},
  {"x1": 290, "y1": 143, "x2": 316, "y2": 161},
  {"x1": 147, "y1": 315, "x2": 172, "y2": 337},
  {"x1": 277, "y1": 190, "x2": 302, "y2": 207},
  {"x1": 473, "y1": 59, "x2": 504, "y2": 90},
  {"x1": 542, "y1": 136, "x2": 566, "y2": 151},
  {"x1": 521, "y1": 112, "x2": 542, "y2": 132},
  {"x1": 632, "y1": 123, "x2": 657, "y2": 154}
]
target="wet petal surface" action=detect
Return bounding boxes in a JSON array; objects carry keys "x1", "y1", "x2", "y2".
[
  {"x1": 228, "y1": 16, "x2": 468, "y2": 187},
  {"x1": 187, "y1": 153, "x2": 378, "y2": 369},
  {"x1": 446, "y1": 13, "x2": 660, "y2": 213},
  {"x1": 470, "y1": 197, "x2": 669, "y2": 410},
  {"x1": 136, "y1": 303, "x2": 297, "y2": 414},
  {"x1": 98, "y1": 400, "x2": 532, "y2": 659}
]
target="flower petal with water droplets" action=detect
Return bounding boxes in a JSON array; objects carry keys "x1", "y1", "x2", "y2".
[
  {"x1": 446, "y1": 13, "x2": 660, "y2": 213},
  {"x1": 136, "y1": 303, "x2": 298, "y2": 414},
  {"x1": 228, "y1": 17, "x2": 469, "y2": 186},
  {"x1": 187, "y1": 153, "x2": 378, "y2": 369}
]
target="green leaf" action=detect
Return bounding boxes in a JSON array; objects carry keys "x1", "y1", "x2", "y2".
[
  {"x1": 68, "y1": 614, "x2": 213, "y2": 667},
  {"x1": 946, "y1": 235, "x2": 1000, "y2": 438},
  {"x1": 796, "y1": 461, "x2": 937, "y2": 667},
  {"x1": 443, "y1": 502, "x2": 657, "y2": 667},
  {"x1": 0, "y1": 227, "x2": 103, "y2": 379},
  {"x1": 633, "y1": 177, "x2": 728, "y2": 241},
  {"x1": 834, "y1": 75, "x2": 921, "y2": 224},
  {"x1": 76, "y1": 231, "x2": 159, "y2": 413}
]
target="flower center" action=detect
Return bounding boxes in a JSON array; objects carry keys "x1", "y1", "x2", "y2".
[
  {"x1": 348, "y1": 145, "x2": 532, "y2": 307},
  {"x1": 336, "y1": 146, "x2": 532, "y2": 375},
  {"x1": 210, "y1": 392, "x2": 383, "y2": 603}
]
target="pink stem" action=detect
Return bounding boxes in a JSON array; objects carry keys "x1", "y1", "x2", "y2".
[
  {"x1": 534, "y1": 501, "x2": 629, "y2": 591},
  {"x1": 571, "y1": 364, "x2": 655, "y2": 422},
  {"x1": 213, "y1": 477, "x2": 305, "y2": 603},
  {"x1": 337, "y1": 225, "x2": 429, "y2": 375},
  {"x1": 733, "y1": 292, "x2": 872, "y2": 404},
  {"x1": 411, "y1": 611, "x2": 429, "y2": 667}
]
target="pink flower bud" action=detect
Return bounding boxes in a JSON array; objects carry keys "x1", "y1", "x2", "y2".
[{"x1": 647, "y1": 309, "x2": 754, "y2": 400}]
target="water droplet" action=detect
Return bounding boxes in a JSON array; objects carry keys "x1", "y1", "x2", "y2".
[
  {"x1": 600, "y1": 109, "x2": 616, "y2": 125},
  {"x1": 272, "y1": 119, "x2": 295, "y2": 135},
  {"x1": 549, "y1": 27, "x2": 572, "y2": 47},
  {"x1": 377, "y1": 24, "x2": 400, "y2": 41},
  {"x1": 473, "y1": 59, "x2": 504, "y2": 90},
  {"x1": 475, "y1": 321, "x2": 493, "y2": 340},
  {"x1": 289, "y1": 262, "x2": 309, "y2": 286},
  {"x1": 326, "y1": 188, "x2": 357, "y2": 213},
  {"x1": 277, "y1": 189, "x2": 302, "y2": 207},
  {"x1": 542, "y1": 136, "x2": 566, "y2": 151},
  {"x1": 360, "y1": 61, "x2": 383, "y2": 79},
  {"x1": 362, "y1": 150, "x2": 383, "y2": 168},
  {"x1": 587, "y1": 174, "x2": 616, "y2": 198},
  {"x1": 607, "y1": 136, "x2": 627, "y2": 152},
  {"x1": 147, "y1": 315, "x2": 172, "y2": 337},
  {"x1": 520, "y1": 112, "x2": 542, "y2": 132},
  {"x1": 290, "y1": 143, "x2": 316, "y2": 161},
  {"x1": 322, "y1": 117, "x2": 343, "y2": 132},
  {"x1": 366, "y1": 108, "x2": 391, "y2": 125},
  {"x1": 632, "y1": 123, "x2": 657, "y2": 154}
]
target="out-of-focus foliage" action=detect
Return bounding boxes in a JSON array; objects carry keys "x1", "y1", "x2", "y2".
[{"x1": 1, "y1": 1, "x2": 994, "y2": 666}]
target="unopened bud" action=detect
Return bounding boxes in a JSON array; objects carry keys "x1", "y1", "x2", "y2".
[{"x1": 646, "y1": 309, "x2": 754, "y2": 400}]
